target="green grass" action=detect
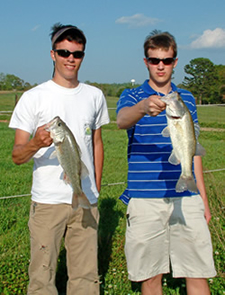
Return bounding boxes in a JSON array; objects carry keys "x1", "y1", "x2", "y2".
[
  {"x1": 0, "y1": 93, "x2": 224, "y2": 294},
  {"x1": 197, "y1": 105, "x2": 225, "y2": 129}
]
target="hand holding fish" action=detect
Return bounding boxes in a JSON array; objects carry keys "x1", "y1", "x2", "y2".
[
  {"x1": 117, "y1": 95, "x2": 166, "y2": 129},
  {"x1": 143, "y1": 95, "x2": 166, "y2": 117},
  {"x1": 33, "y1": 124, "x2": 53, "y2": 148},
  {"x1": 11, "y1": 124, "x2": 53, "y2": 165}
]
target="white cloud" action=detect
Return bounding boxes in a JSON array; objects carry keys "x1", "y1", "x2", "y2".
[
  {"x1": 31, "y1": 25, "x2": 41, "y2": 32},
  {"x1": 190, "y1": 28, "x2": 225, "y2": 49},
  {"x1": 115, "y1": 14, "x2": 161, "y2": 28}
]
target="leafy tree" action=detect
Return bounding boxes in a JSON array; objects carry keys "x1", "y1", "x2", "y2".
[
  {"x1": 5, "y1": 74, "x2": 24, "y2": 90},
  {"x1": 183, "y1": 58, "x2": 219, "y2": 104},
  {"x1": 216, "y1": 65, "x2": 225, "y2": 102},
  {"x1": 0, "y1": 72, "x2": 34, "y2": 91},
  {"x1": 216, "y1": 64, "x2": 225, "y2": 85},
  {"x1": 0, "y1": 73, "x2": 25, "y2": 90}
]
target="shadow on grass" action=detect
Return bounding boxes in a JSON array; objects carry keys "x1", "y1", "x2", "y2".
[
  {"x1": 98, "y1": 197, "x2": 124, "y2": 292},
  {"x1": 56, "y1": 247, "x2": 67, "y2": 295},
  {"x1": 130, "y1": 273, "x2": 187, "y2": 294},
  {"x1": 55, "y1": 197, "x2": 123, "y2": 294}
]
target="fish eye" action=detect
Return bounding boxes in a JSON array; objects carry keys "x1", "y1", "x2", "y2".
[{"x1": 58, "y1": 122, "x2": 61, "y2": 127}]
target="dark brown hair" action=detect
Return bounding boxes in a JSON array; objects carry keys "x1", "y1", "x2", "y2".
[{"x1": 144, "y1": 30, "x2": 177, "y2": 58}]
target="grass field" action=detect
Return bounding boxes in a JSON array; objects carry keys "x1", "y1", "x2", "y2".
[{"x1": 0, "y1": 93, "x2": 224, "y2": 294}]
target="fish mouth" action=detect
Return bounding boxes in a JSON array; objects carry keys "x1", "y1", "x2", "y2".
[
  {"x1": 171, "y1": 116, "x2": 181, "y2": 119},
  {"x1": 167, "y1": 114, "x2": 181, "y2": 120},
  {"x1": 45, "y1": 116, "x2": 60, "y2": 131}
]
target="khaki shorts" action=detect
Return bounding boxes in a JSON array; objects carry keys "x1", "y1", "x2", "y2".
[{"x1": 125, "y1": 195, "x2": 216, "y2": 282}]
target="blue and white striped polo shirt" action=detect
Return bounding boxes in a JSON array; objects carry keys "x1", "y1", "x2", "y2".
[{"x1": 116, "y1": 80, "x2": 199, "y2": 205}]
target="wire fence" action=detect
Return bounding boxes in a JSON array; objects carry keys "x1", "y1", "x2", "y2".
[
  {"x1": 1, "y1": 104, "x2": 224, "y2": 200},
  {"x1": 0, "y1": 168, "x2": 225, "y2": 201}
]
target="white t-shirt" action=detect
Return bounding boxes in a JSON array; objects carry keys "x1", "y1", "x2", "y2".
[{"x1": 9, "y1": 80, "x2": 110, "y2": 205}]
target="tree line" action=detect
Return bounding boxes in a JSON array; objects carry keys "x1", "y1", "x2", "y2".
[
  {"x1": 1, "y1": 58, "x2": 225, "y2": 104},
  {"x1": 0, "y1": 73, "x2": 37, "y2": 91}
]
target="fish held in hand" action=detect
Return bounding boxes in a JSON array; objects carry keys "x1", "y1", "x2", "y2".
[
  {"x1": 161, "y1": 92, "x2": 206, "y2": 193},
  {"x1": 46, "y1": 116, "x2": 91, "y2": 210}
]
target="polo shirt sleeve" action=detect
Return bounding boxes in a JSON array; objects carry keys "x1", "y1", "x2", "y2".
[{"x1": 116, "y1": 89, "x2": 138, "y2": 114}]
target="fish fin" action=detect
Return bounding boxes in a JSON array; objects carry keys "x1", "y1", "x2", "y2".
[
  {"x1": 176, "y1": 175, "x2": 198, "y2": 193},
  {"x1": 162, "y1": 126, "x2": 170, "y2": 137},
  {"x1": 195, "y1": 142, "x2": 206, "y2": 156},
  {"x1": 49, "y1": 150, "x2": 57, "y2": 159},
  {"x1": 63, "y1": 172, "x2": 71, "y2": 184},
  {"x1": 193, "y1": 123, "x2": 206, "y2": 156},
  {"x1": 168, "y1": 150, "x2": 180, "y2": 165},
  {"x1": 80, "y1": 161, "x2": 89, "y2": 179},
  {"x1": 50, "y1": 131, "x2": 64, "y2": 143},
  {"x1": 78, "y1": 192, "x2": 91, "y2": 209},
  {"x1": 72, "y1": 192, "x2": 91, "y2": 210},
  {"x1": 194, "y1": 123, "x2": 200, "y2": 139}
]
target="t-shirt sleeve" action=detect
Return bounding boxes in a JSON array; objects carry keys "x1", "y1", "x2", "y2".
[
  {"x1": 9, "y1": 91, "x2": 36, "y2": 134},
  {"x1": 93, "y1": 91, "x2": 110, "y2": 130}
]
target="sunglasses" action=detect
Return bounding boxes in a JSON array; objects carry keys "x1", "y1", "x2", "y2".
[
  {"x1": 54, "y1": 49, "x2": 85, "y2": 59},
  {"x1": 146, "y1": 57, "x2": 175, "y2": 65}
]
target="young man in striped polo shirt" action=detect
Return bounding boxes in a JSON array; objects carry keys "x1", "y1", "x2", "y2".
[{"x1": 116, "y1": 31, "x2": 216, "y2": 295}]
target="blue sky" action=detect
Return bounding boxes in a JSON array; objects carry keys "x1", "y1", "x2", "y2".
[{"x1": 0, "y1": 0, "x2": 224, "y2": 86}]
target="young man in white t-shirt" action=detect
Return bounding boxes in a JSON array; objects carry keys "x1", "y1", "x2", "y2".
[{"x1": 9, "y1": 23, "x2": 109, "y2": 295}]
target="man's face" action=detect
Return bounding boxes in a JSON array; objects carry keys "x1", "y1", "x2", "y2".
[
  {"x1": 51, "y1": 39, "x2": 84, "y2": 87},
  {"x1": 144, "y1": 47, "x2": 178, "y2": 90}
]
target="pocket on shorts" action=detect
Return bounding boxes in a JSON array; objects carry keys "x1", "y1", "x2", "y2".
[
  {"x1": 196, "y1": 195, "x2": 205, "y2": 212},
  {"x1": 182, "y1": 195, "x2": 205, "y2": 219}
]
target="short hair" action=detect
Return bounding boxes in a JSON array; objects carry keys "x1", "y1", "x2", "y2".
[
  {"x1": 144, "y1": 30, "x2": 177, "y2": 58},
  {"x1": 50, "y1": 23, "x2": 86, "y2": 50}
]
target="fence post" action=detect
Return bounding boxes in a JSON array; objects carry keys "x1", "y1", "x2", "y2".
[{"x1": 15, "y1": 94, "x2": 18, "y2": 106}]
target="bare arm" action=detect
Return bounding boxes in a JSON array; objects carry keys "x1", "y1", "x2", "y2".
[
  {"x1": 12, "y1": 125, "x2": 53, "y2": 165},
  {"x1": 194, "y1": 155, "x2": 211, "y2": 224},
  {"x1": 117, "y1": 95, "x2": 166, "y2": 129},
  {"x1": 92, "y1": 128, "x2": 104, "y2": 192}
]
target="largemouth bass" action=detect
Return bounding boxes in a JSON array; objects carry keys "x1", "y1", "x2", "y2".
[
  {"x1": 46, "y1": 116, "x2": 91, "y2": 209},
  {"x1": 161, "y1": 92, "x2": 205, "y2": 193}
]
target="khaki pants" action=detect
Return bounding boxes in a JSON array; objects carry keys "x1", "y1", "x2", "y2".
[{"x1": 27, "y1": 202, "x2": 99, "y2": 295}]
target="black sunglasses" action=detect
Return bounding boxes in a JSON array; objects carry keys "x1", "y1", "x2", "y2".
[
  {"x1": 54, "y1": 49, "x2": 85, "y2": 59},
  {"x1": 146, "y1": 57, "x2": 175, "y2": 65}
]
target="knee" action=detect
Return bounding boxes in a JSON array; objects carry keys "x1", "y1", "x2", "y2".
[
  {"x1": 186, "y1": 278, "x2": 210, "y2": 294},
  {"x1": 141, "y1": 274, "x2": 163, "y2": 293}
]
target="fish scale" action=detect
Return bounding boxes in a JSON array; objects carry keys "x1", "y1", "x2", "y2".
[
  {"x1": 161, "y1": 92, "x2": 205, "y2": 193},
  {"x1": 46, "y1": 116, "x2": 91, "y2": 209}
]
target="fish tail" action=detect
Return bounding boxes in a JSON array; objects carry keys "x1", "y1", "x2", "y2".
[
  {"x1": 72, "y1": 193, "x2": 79, "y2": 210},
  {"x1": 176, "y1": 175, "x2": 198, "y2": 193},
  {"x1": 72, "y1": 191, "x2": 91, "y2": 210}
]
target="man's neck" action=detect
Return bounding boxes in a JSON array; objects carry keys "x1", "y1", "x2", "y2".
[
  {"x1": 52, "y1": 76, "x2": 79, "y2": 89},
  {"x1": 148, "y1": 80, "x2": 172, "y2": 95}
]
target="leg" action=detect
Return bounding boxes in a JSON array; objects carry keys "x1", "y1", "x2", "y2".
[
  {"x1": 186, "y1": 278, "x2": 211, "y2": 295},
  {"x1": 141, "y1": 274, "x2": 163, "y2": 295},
  {"x1": 65, "y1": 206, "x2": 99, "y2": 295},
  {"x1": 27, "y1": 202, "x2": 68, "y2": 295}
]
